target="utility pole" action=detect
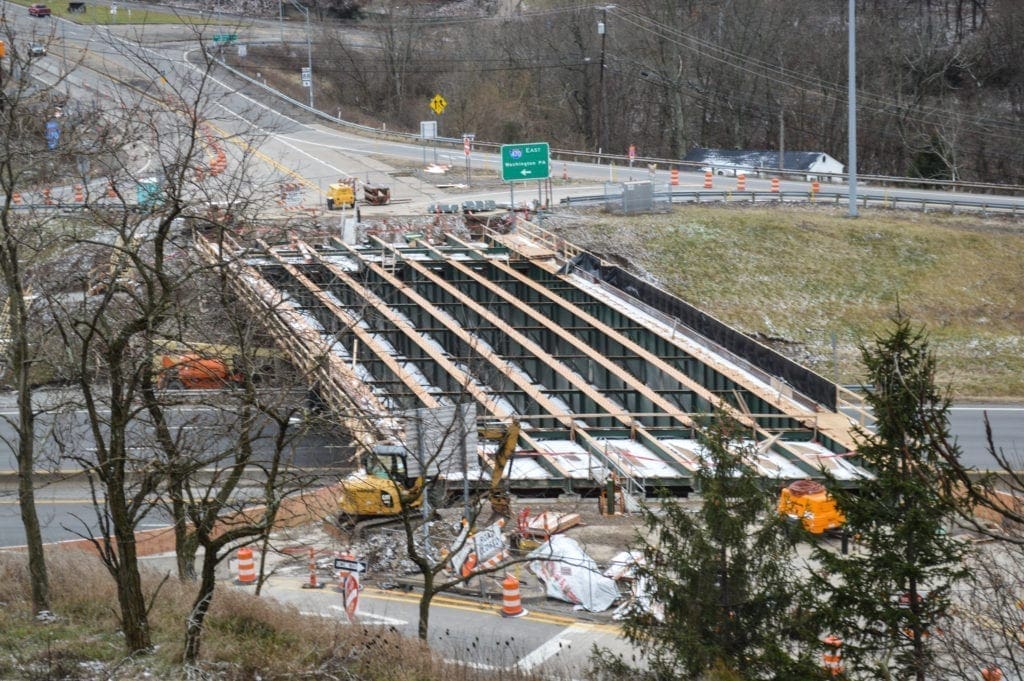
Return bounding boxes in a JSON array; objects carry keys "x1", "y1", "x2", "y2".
[
  {"x1": 598, "y1": 6, "x2": 611, "y2": 156},
  {"x1": 287, "y1": 0, "x2": 314, "y2": 109},
  {"x1": 847, "y1": 0, "x2": 858, "y2": 217}
]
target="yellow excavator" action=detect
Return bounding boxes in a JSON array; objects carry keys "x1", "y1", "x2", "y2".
[{"x1": 335, "y1": 420, "x2": 521, "y2": 531}]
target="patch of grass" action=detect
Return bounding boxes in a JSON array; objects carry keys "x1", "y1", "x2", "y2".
[
  {"x1": 548, "y1": 204, "x2": 1024, "y2": 399},
  {"x1": 0, "y1": 552, "x2": 548, "y2": 680},
  {"x1": 6, "y1": 0, "x2": 236, "y2": 26}
]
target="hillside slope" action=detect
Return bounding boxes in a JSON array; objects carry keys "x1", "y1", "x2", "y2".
[{"x1": 545, "y1": 205, "x2": 1024, "y2": 400}]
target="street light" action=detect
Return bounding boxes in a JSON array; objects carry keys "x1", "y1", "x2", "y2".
[{"x1": 283, "y1": 0, "x2": 314, "y2": 109}]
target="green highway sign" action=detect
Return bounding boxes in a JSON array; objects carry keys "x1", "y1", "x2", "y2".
[
  {"x1": 500, "y1": 142, "x2": 550, "y2": 182},
  {"x1": 213, "y1": 34, "x2": 238, "y2": 44}
]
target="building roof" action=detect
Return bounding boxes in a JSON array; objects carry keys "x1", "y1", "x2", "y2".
[{"x1": 683, "y1": 148, "x2": 838, "y2": 171}]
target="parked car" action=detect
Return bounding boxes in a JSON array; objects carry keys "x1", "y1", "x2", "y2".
[
  {"x1": 28, "y1": 3, "x2": 52, "y2": 16},
  {"x1": 28, "y1": 42, "x2": 46, "y2": 57}
]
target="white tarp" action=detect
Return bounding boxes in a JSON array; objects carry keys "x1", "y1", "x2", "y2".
[{"x1": 527, "y1": 535, "x2": 620, "y2": 612}]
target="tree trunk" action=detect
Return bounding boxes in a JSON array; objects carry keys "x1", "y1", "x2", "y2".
[
  {"x1": 17, "y1": 449, "x2": 50, "y2": 614},
  {"x1": 183, "y1": 549, "x2": 218, "y2": 664},
  {"x1": 110, "y1": 491, "x2": 151, "y2": 652},
  {"x1": 418, "y1": 571, "x2": 434, "y2": 640},
  {"x1": 4, "y1": 241, "x2": 49, "y2": 615}
]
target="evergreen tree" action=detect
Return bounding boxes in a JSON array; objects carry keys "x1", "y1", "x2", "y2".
[
  {"x1": 617, "y1": 416, "x2": 826, "y2": 681},
  {"x1": 813, "y1": 314, "x2": 969, "y2": 681}
]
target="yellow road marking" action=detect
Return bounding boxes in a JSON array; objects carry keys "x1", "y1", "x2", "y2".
[{"x1": 272, "y1": 580, "x2": 620, "y2": 633}]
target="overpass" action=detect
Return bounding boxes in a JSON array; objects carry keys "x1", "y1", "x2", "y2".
[{"x1": 196, "y1": 219, "x2": 870, "y2": 497}]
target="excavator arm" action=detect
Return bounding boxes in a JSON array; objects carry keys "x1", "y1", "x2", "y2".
[{"x1": 481, "y1": 419, "x2": 520, "y2": 519}]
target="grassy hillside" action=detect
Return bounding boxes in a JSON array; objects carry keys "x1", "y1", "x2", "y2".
[
  {"x1": 0, "y1": 552, "x2": 533, "y2": 680},
  {"x1": 545, "y1": 205, "x2": 1024, "y2": 400}
]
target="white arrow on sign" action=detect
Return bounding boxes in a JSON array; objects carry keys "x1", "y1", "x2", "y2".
[{"x1": 520, "y1": 169, "x2": 530, "y2": 175}]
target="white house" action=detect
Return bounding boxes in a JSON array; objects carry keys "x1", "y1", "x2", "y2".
[{"x1": 683, "y1": 149, "x2": 845, "y2": 181}]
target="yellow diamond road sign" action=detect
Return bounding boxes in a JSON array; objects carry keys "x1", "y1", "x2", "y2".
[{"x1": 430, "y1": 94, "x2": 447, "y2": 115}]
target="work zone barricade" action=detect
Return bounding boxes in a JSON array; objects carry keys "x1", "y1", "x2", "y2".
[
  {"x1": 301, "y1": 546, "x2": 325, "y2": 590},
  {"x1": 736, "y1": 173, "x2": 746, "y2": 191},
  {"x1": 770, "y1": 177, "x2": 781, "y2": 193},
  {"x1": 279, "y1": 183, "x2": 305, "y2": 210},
  {"x1": 670, "y1": 167, "x2": 679, "y2": 186},
  {"x1": 703, "y1": 170, "x2": 713, "y2": 189}
]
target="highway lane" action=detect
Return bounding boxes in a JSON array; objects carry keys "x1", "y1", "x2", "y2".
[
  {"x1": 949, "y1": 405, "x2": 1024, "y2": 470},
  {"x1": 253, "y1": 577, "x2": 632, "y2": 678}
]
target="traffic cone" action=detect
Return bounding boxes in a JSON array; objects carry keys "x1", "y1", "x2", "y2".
[{"x1": 500, "y1": 573, "x2": 527, "y2": 617}]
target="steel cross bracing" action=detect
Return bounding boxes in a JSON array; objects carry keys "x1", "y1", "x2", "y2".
[{"x1": 211, "y1": 229, "x2": 870, "y2": 493}]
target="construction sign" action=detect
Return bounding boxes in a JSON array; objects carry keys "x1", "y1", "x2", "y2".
[{"x1": 429, "y1": 93, "x2": 447, "y2": 115}]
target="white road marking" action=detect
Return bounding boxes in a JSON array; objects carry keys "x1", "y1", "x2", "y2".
[
  {"x1": 516, "y1": 625, "x2": 582, "y2": 672},
  {"x1": 329, "y1": 605, "x2": 407, "y2": 626}
]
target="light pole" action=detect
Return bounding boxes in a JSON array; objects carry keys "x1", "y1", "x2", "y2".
[
  {"x1": 286, "y1": 0, "x2": 314, "y2": 109},
  {"x1": 847, "y1": 0, "x2": 857, "y2": 217}
]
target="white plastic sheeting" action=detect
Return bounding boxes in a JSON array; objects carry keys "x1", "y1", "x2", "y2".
[{"x1": 527, "y1": 535, "x2": 620, "y2": 612}]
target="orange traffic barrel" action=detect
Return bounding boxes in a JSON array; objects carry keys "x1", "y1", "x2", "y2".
[
  {"x1": 11, "y1": 191, "x2": 22, "y2": 205},
  {"x1": 737, "y1": 173, "x2": 746, "y2": 191},
  {"x1": 235, "y1": 547, "x2": 256, "y2": 585},
  {"x1": 106, "y1": 181, "x2": 117, "y2": 199},
  {"x1": 670, "y1": 167, "x2": 679, "y2": 186},
  {"x1": 822, "y1": 635, "x2": 843, "y2": 676},
  {"x1": 770, "y1": 177, "x2": 780, "y2": 193},
  {"x1": 74, "y1": 184, "x2": 84, "y2": 202},
  {"x1": 704, "y1": 170, "x2": 713, "y2": 189},
  {"x1": 461, "y1": 552, "x2": 478, "y2": 579},
  {"x1": 811, "y1": 179, "x2": 821, "y2": 194},
  {"x1": 501, "y1": 573, "x2": 527, "y2": 617},
  {"x1": 982, "y1": 665, "x2": 1003, "y2": 681}
]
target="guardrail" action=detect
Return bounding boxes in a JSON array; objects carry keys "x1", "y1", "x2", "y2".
[{"x1": 561, "y1": 189, "x2": 1024, "y2": 215}]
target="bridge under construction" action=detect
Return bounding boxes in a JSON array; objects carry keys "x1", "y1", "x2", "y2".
[{"x1": 197, "y1": 220, "x2": 870, "y2": 497}]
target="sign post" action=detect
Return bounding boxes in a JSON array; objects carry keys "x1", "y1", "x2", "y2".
[
  {"x1": 462, "y1": 133, "x2": 474, "y2": 186},
  {"x1": 420, "y1": 120, "x2": 437, "y2": 166},
  {"x1": 500, "y1": 142, "x2": 550, "y2": 211}
]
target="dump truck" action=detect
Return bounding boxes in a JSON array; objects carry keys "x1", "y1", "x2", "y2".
[
  {"x1": 325, "y1": 181, "x2": 355, "y2": 210},
  {"x1": 156, "y1": 353, "x2": 244, "y2": 390},
  {"x1": 777, "y1": 479, "x2": 844, "y2": 534}
]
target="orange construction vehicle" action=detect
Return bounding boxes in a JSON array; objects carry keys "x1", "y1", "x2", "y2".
[
  {"x1": 156, "y1": 354, "x2": 244, "y2": 390},
  {"x1": 778, "y1": 479, "x2": 845, "y2": 534}
]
